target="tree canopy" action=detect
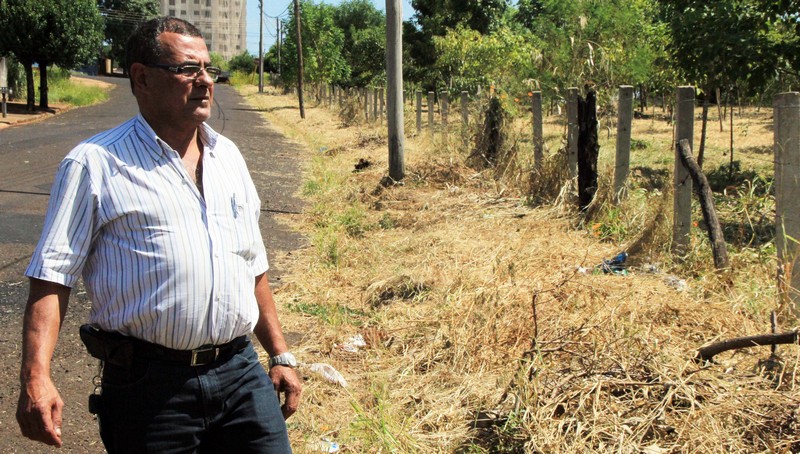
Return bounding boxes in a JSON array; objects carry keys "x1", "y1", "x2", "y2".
[
  {"x1": 0, "y1": 0, "x2": 104, "y2": 109},
  {"x1": 97, "y1": 0, "x2": 159, "y2": 72}
]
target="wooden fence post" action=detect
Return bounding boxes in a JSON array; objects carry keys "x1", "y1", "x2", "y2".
[
  {"x1": 673, "y1": 86, "x2": 695, "y2": 256},
  {"x1": 614, "y1": 85, "x2": 634, "y2": 202},
  {"x1": 416, "y1": 89, "x2": 422, "y2": 133},
  {"x1": 428, "y1": 91, "x2": 435, "y2": 137},
  {"x1": 531, "y1": 91, "x2": 543, "y2": 171},
  {"x1": 567, "y1": 87, "x2": 579, "y2": 177},
  {"x1": 775, "y1": 92, "x2": 800, "y2": 312}
]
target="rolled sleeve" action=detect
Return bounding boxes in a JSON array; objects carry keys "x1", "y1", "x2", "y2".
[{"x1": 26, "y1": 158, "x2": 97, "y2": 288}]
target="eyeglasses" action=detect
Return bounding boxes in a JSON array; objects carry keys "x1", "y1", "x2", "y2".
[{"x1": 147, "y1": 63, "x2": 222, "y2": 82}]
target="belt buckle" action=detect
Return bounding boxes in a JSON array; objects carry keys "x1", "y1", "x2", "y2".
[{"x1": 190, "y1": 346, "x2": 219, "y2": 366}]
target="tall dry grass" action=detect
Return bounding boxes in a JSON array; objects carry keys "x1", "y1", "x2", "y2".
[{"x1": 239, "y1": 85, "x2": 797, "y2": 453}]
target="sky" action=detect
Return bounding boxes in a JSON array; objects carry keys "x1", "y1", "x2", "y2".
[{"x1": 245, "y1": 0, "x2": 414, "y2": 55}]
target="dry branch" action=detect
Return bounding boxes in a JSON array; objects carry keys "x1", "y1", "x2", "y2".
[
  {"x1": 695, "y1": 330, "x2": 800, "y2": 362},
  {"x1": 677, "y1": 139, "x2": 729, "y2": 269}
]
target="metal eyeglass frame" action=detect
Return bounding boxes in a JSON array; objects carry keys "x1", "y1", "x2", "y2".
[{"x1": 146, "y1": 63, "x2": 222, "y2": 82}]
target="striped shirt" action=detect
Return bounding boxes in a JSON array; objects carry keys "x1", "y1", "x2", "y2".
[{"x1": 26, "y1": 114, "x2": 269, "y2": 350}]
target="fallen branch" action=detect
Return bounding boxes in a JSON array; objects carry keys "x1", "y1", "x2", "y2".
[
  {"x1": 695, "y1": 330, "x2": 800, "y2": 363},
  {"x1": 677, "y1": 139, "x2": 729, "y2": 269}
]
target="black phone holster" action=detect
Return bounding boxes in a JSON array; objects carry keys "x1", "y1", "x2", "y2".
[{"x1": 79, "y1": 324, "x2": 134, "y2": 367}]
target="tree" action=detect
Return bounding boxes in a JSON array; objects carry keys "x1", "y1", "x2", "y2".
[
  {"x1": 508, "y1": 0, "x2": 667, "y2": 112},
  {"x1": 405, "y1": 0, "x2": 509, "y2": 86},
  {"x1": 0, "y1": 0, "x2": 47, "y2": 109},
  {"x1": 97, "y1": 0, "x2": 159, "y2": 73},
  {"x1": 281, "y1": 0, "x2": 348, "y2": 87},
  {"x1": 333, "y1": 0, "x2": 385, "y2": 86},
  {"x1": 229, "y1": 51, "x2": 256, "y2": 73},
  {"x1": 0, "y1": 0, "x2": 103, "y2": 110},
  {"x1": 514, "y1": 0, "x2": 544, "y2": 29},
  {"x1": 434, "y1": 25, "x2": 538, "y2": 93},
  {"x1": 660, "y1": 0, "x2": 777, "y2": 166}
]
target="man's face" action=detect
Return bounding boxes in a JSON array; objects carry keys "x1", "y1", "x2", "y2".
[{"x1": 146, "y1": 32, "x2": 214, "y2": 128}]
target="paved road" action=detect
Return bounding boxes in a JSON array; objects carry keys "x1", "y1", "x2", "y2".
[{"x1": 0, "y1": 77, "x2": 304, "y2": 452}]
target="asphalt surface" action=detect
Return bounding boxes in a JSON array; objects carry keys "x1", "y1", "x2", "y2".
[{"x1": 0, "y1": 76, "x2": 305, "y2": 452}]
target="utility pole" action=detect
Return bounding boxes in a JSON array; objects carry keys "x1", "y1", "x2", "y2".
[
  {"x1": 277, "y1": 18, "x2": 281, "y2": 75},
  {"x1": 294, "y1": 0, "x2": 305, "y2": 119},
  {"x1": 386, "y1": 0, "x2": 405, "y2": 181},
  {"x1": 258, "y1": 0, "x2": 264, "y2": 93}
]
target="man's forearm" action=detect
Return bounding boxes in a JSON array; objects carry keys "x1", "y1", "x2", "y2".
[
  {"x1": 252, "y1": 273, "x2": 289, "y2": 356},
  {"x1": 20, "y1": 278, "x2": 70, "y2": 381}
]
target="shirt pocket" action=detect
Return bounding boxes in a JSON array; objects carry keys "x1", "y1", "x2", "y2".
[{"x1": 220, "y1": 193, "x2": 260, "y2": 261}]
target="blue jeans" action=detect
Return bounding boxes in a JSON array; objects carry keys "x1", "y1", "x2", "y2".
[{"x1": 97, "y1": 342, "x2": 292, "y2": 453}]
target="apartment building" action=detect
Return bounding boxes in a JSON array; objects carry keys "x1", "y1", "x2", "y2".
[{"x1": 160, "y1": 0, "x2": 246, "y2": 60}]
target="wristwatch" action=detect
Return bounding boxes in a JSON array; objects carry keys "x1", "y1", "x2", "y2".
[{"x1": 269, "y1": 351, "x2": 298, "y2": 368}]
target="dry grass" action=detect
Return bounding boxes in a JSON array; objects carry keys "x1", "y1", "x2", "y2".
[{"x1": 238, "y1": 85, "x2": 799, "y2": 453}]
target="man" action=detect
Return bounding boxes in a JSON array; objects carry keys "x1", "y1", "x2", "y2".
[{"x1": 16, "y1": 17, "x2": 301, "y2": 452}]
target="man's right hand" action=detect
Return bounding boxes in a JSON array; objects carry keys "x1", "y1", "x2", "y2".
[{"x1": 17, "y1": 375, "x2": 64, "y2": 447}]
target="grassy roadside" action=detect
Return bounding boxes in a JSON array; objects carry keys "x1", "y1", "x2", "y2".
[
  {"x1": 48, "y1": 75, "x2": 112, "y2": 106},
  {"x1": 237, "y1": 84, "x2": 797, "y2": 452}
]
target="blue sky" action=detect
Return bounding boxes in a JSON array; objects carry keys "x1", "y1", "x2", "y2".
[{"x1": 245, "y1": 0, "x2": 414, "y2": 54}]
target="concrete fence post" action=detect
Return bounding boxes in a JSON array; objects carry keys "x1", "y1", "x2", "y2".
[
  {"x1": 427, "y1": 91, "x2": 435, "y2": 138},
  {"x1": 364, "y1": 88, "x2": 370, "y2": 122},
  {"x1": 379, "y1": 87, "x2": 385, "y2": 123},
  {"x1": 567, "y1": 87, "x2": 580, "y2": 177},
  {"x1": 775, "y1": 92, "x2": 800, "y2": 313},
  {"x1": 673, "y1": 86, "x2": 695, "y2": 256},
  {"x1": 614, "y1": 86, "x2": 634, "y2": 202},
  {"x1": 372, "y1": 88, "x2": 378, "y2": 122},
  {"x1": 416, "y1": 90, "x2": 422, "y2": 133}
]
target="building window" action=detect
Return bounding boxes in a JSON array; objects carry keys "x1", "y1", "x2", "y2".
[
  {"x1": 204, "y1": 10, "x2": 210, "y2": 17},
  {"x1": 169, "y1": 8, "x2": 176, "y2": 15},
  {"x1": 180, "y1": 10, "x2": 186, "y2": 15},
  {"x1": 206, "y1": 0, "x2": 210, "y2": 6},
  {"x1": 169, "y1": 0, "x2": 175, "y2": 4},
  {"x1": 194, "y1": 10, "x2": 199, "y2": 15}
]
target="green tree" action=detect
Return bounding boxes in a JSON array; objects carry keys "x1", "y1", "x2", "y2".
[
  {"x1": 405, "y1": 0, "x2": 510, "y2": 86},
  {"x1": 660, "y1": 0, "x2": 777, "y2": 165},
  {"x1": 281, "y1": 0, "x2": 348, "y2": 87},
  {"x1": 97, "y1": 0, "x2": 158, "y2": 73},
  {"x1": 333, "y1": 0, "x2": 385, "y2": 87},
  {"x1": 511, "y1": 0, "x2": 667, "y2": 109},
  {"x1": 229, "y1": 51, "x2": 256, "y2": 73},
  {"x1": 434, "y1": 25, "x2": 539, "y2": 93},
  {"x1": 0, "y1": 0, "x2": 103, "y2": 110}
]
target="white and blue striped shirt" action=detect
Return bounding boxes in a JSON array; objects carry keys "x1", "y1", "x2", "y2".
[{"x1": 26, "y1": 115, "x2": 269, "y2": 350}]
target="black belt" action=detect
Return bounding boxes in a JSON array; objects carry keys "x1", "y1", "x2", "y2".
[{"x1": 131, "y1": 335, "x2": 249, "y2": 367}]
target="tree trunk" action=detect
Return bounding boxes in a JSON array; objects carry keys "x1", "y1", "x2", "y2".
[
  {"x1": 39, "y1": 63, "x2": 49, "y2": 110},
  {"x1": 716, "y1": 87, "x2": 724, "y2": 131},
  {"x1": 23, "y1": 61, "x2": 35, "y2": 111}
]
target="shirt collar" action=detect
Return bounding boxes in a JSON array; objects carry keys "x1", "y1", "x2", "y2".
[{"x1": 133, "y1": 114, "x2": 220, "y2": 160}]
